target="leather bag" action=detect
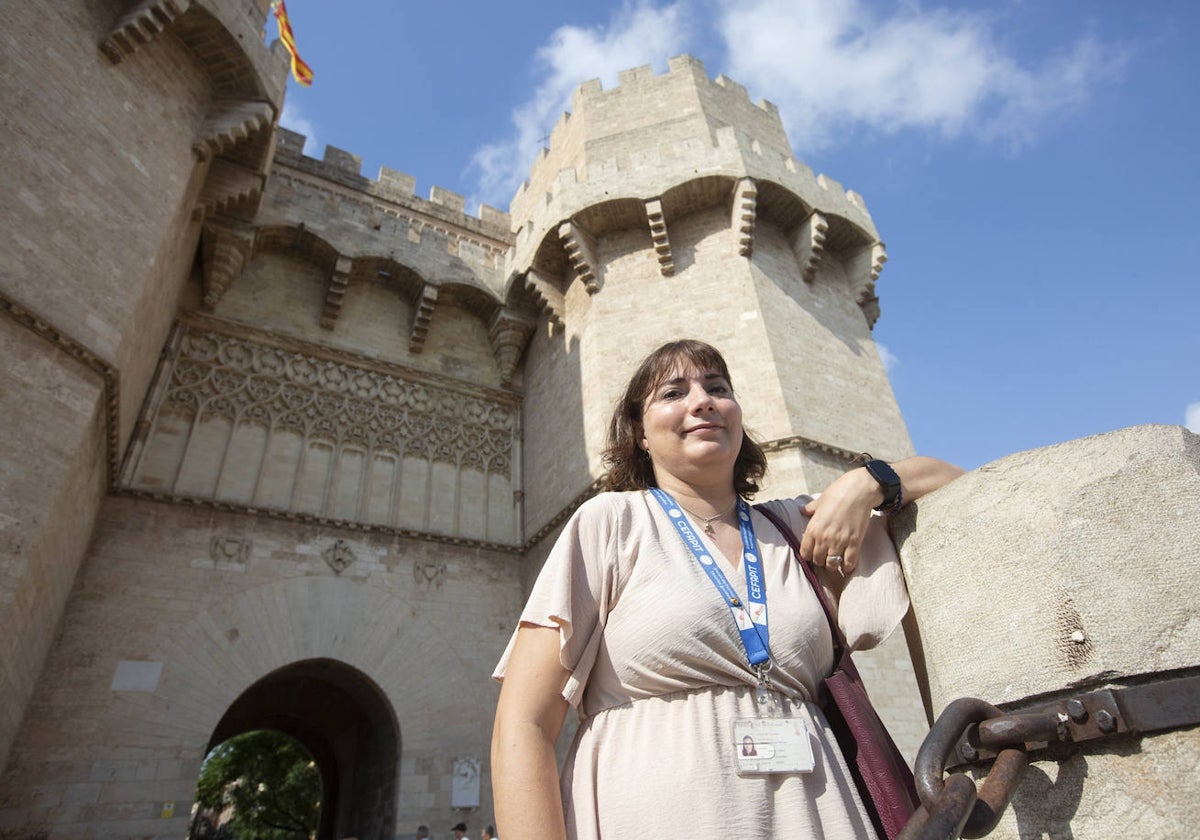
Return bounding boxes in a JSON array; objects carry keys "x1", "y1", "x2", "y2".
[{"x1": 755, "y1": 504, "x2": 918, "y2": 840}]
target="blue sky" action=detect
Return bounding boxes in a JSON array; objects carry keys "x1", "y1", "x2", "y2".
[{"x1": 273, "y1": 0, "x2": 1199, "y2": 471}]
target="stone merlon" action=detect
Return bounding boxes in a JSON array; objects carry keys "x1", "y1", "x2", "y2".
[{"x1": 272, "y1": 128, "x2": 511, "y2": 231}]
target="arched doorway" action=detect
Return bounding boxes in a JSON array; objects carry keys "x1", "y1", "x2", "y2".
[{"x1": 204, "y1": 658, "x2": 399, "y2": 839}]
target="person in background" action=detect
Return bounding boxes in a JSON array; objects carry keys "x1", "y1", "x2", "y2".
[
  {"x1": 415, "y1": 826, "x2": 429, "y2": 840},
  {"x1": 481, "y1": 826, "x2": 497, "y2": 840},
  {"x1": 491, "y1": 339, "x2": 965, "y2": 839},
  {"x1": 451, "y1": 822, "x2": 468, "y2": 840}
]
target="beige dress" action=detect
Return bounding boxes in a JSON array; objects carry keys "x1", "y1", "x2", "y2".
[{"x1": 494, "y1": 490, "x2": 909, "y2": 839}]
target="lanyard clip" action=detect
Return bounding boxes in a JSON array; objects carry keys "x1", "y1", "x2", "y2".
[{"x1": 754, "y1": 659, "x2": 773, "y2": 704}]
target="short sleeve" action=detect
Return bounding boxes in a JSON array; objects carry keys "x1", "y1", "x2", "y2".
[
  {"x1": 758, "y1": 496, "x2": 910, "y2": 652},
  {"x1": 492, "y1": 494, "x2": 630, "y2": 708}
]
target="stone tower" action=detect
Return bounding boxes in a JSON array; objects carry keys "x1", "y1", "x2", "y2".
[
  {"x1": 1, "y1": 5, "x2": 919, "y2": 836},
  {"x1": 513, "y1": 55, "x2": 911, "y2": 541}
]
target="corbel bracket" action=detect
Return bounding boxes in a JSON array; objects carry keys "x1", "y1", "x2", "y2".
[
  {"x1": 558, "y1": 221, "x2": 601, "y2": 295},
  {"x1": 645, "y1": 199, "x2": 675, "y2": 276},
  {"x1": 845, "y1": 241, "x2": 888, "y2": 329},
  {"x1": 200, "y1": 222, "x2": 255, "y2": 309},
  {"x1": 319, "y1": 255, "x2": 353, "y2": 330},
  {"x1": 792, "y1": 211, "x2": 829, "y2": 284},
  {"x1": 193, "y1": 99, "x2": 275, "y2": 162},
  {"x1": 489, "y1": 309, "x2": 536, "y2": 386},
  {"x1": 100, "y1": 0, "x2": 193, "y2": 64},
  {"x1": 409, "y1": 283, "x2": 439, "y2": 352},
  {"x1": 524, "y1": 268, "x2": 565, "y2": 331},
  {"x1": 731, "y1": 178, "x2": 758, "y2": 257}
]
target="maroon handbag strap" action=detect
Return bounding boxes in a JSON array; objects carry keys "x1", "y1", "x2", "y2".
[
  {"x1": 756, "y1": 504, "x2": 917, "y2": 840},
  {"x1": 753, "y1": 503, "x2": 847, "y2": 662}
]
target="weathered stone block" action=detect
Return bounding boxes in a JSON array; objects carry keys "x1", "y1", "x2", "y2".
[{"x1": 893, "y1": 424, "x2": 1200, "y2": 838}]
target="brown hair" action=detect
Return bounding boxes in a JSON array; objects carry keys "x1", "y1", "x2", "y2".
[{"x1": 600, "y1": 339, "x2": 767, "y2": 495}]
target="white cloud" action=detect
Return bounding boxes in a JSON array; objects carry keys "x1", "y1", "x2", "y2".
[
  {"x1": 468, "y1": 0, "x2": 1125, "y2": 206},
  {"x1": 713, "y1": 0, "x2": 1123, "y2": 153},
  {"x1": 1186, "y1": 402, "x2": 1200, "y2": 433},
  {"x1": 876, "y1": 342, "x2": 899, "y2": 373},
  {"x1": 468, "y1": 2, "x2": 692, "y2": 207},
  {"x1": 280, "y1": 99, "x2": 319, "y2": 158}
]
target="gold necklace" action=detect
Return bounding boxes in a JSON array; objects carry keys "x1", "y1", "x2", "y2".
[{"x1": 677, "y1": 501, "x2": 738, "y2": 537}]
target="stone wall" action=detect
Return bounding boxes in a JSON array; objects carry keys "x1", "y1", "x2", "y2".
[
  {"x1": 0, "y1": 317, "x2": 109, "y2": 773},
  {"x1": 0, "y1": 497, "x2": 522, "y2": 836},
  {"x1": 0, "y1": 1, "x2": 268, "y2": 452},
  {"x1": 0, "y1": 0, "x2": 283, "y2": 776}
]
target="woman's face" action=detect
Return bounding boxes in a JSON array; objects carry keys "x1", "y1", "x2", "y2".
[{"x1": 638, "y1": 360, "x2": 743, "y2": 488}]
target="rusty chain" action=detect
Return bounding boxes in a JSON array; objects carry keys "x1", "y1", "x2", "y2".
[{"x1": 896, "y1": 671, "x2": 1200, "y2": 840}]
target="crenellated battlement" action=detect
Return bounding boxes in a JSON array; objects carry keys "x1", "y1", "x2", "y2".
[
  {"x1": 507, "y1": 55, "x2": 879, "y2": 273},
  {"x1": 570, "y1": 55, "x2": 780, "y2": 121},
  {"x1": 274, "y1": 128, "x2": 512, "y2": 232}
]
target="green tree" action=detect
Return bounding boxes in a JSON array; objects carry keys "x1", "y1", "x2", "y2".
[{"x1": 192, "y1": 730, "x2": 321, "y2": 840}]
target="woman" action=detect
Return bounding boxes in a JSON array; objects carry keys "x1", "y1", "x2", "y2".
[{"x1": 492, "y1": 340, "x2": 964, "y2": 838}]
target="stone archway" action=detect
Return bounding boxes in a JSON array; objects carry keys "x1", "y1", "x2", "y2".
[{"x1": 206, "y1": 658, "x2": 399, "y2": 840}]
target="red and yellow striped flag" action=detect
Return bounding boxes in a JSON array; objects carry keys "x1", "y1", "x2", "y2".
[{"x1": 271, "y1": 0, "x2": 314, "y2": 87}]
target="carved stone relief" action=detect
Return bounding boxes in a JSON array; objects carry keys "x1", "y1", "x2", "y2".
[
  {"x1": 323, "y1": 539, "x2": 356, "y2": 574},
  {"x1": 413, "y1": 558, "x2": 446, "y2": 587},
  {"x1": 124, "y1": 321, "x2": 520, "y2": 543},
  {"x1": 209, "y1": 535, "x2": 252, "y2": 567}
]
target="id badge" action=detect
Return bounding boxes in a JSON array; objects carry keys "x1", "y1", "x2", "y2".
[{"x1": 732, "y1": 717, "x2": 816, "y2": 775}]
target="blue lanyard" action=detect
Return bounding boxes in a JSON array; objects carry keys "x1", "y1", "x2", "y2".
[{"x1": 648, "y1": 488, "x2": 771, "y2": 669}]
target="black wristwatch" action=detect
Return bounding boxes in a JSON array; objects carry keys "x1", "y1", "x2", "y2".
[{"x1": 862, "y1": 459, "x2": 901, "y2": 512}]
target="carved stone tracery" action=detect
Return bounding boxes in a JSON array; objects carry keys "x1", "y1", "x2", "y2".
[{"x1": 160, "y1": 326, "x2": 515, "y2": 476}]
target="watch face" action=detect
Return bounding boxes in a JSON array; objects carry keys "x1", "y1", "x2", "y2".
[
  {"x1": 865, "y1": 459, "x2": 900, "y2": 489},
  {"x1": 864, "y1": 460, "x2": 901, "y2": 509}
]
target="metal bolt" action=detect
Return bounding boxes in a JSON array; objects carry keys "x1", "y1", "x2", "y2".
[
  {"x1": 1066, "y1": 699, "x2": 1088, "y2": 723},
  {"x1": 1095, "y1": 709, "x2": 1117, "y2": 733}
]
